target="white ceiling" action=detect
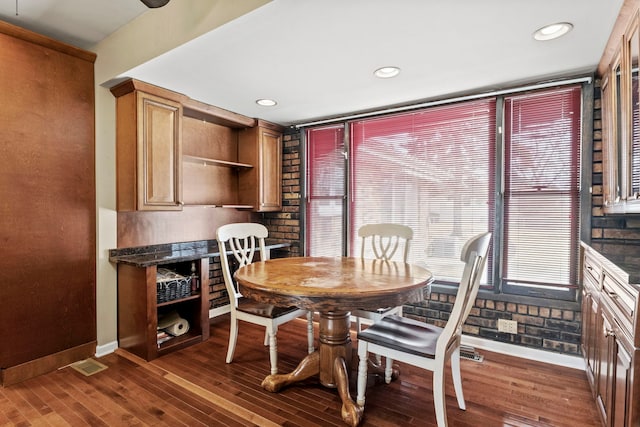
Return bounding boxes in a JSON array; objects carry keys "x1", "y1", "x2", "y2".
[{"x1": 0, "y1": 0, "x2": 625, "y2": 126}]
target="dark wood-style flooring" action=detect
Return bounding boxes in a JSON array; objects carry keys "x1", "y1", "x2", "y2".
[{"x1": 1, "y1": 315, "x2": 601, "y2": 426}]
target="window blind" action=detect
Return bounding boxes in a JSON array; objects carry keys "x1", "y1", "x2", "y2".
[
  {"x1": 349, "y1": 99, "x2": 495, "y2": 282},
  {"x1": 503, "y1": 86, "x2": 581, "y2": 292},
  {"x1": 305, "y1": 125, "x2": 345, "y2": 256}
]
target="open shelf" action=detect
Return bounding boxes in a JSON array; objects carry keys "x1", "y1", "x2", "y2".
[
  {"x1": 157, "y1": 292, "x2": 201, "y2": 308},
  {"x1": 183, "y1": 154, "x2": 253, "y2": 169}
]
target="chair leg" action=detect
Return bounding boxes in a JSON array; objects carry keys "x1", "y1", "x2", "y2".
[
  {"x1": 226, "y1": 315, "x2": 239, "y2": 363},
  {"x1": 384, "y1": 356, "x2": 393, "y2": 384},
  {"x1": 267, "y1": 326, "x2": 278, "y2": 375},
  {"x1": 433, "y1": 361, "x2": 448, "y2": 427},
  {"x1": 356, "y1": 342, "x2": 369, "y2": 407},
  {"x1": 451, "y1": 348, "x2": 466, "y2": 410},
  {"x1": 306, "y1": 311, "x2": 314, "y2": 354}
]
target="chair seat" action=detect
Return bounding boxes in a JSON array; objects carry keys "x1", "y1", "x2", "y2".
[
  {"x1": 237, "y1": 298, "x2": 301, "y2": 319},
  {"x1": 357, "y1": 314, "x2": 441, "y2": 358}
]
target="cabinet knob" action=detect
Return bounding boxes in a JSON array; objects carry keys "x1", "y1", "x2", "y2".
[{"x1": 605, "y1": 328, "x2": 615, "y2": 338}]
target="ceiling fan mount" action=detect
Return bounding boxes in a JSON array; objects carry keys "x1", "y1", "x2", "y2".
[{"x1": 140, "y1": 0, "x2": 170, "y2": 8}]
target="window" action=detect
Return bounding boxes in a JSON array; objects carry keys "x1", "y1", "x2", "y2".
[
  {"x1": 349, "y1": 100, "x2": 495, "y2": 283},
  {"x1": 502, "y1": 86, "x2": 582, "y2": 298},
  {"x1": 305, "y1": 125, "x2": 345, "y2": 256},
  {"x1": 305, "y1": 84, "x2": 583, "y2": 301}
]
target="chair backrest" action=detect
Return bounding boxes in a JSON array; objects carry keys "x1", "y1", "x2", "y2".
[
  {"x1": 216, "y1": 223, "x2": 268, "y2": 308},
  {"x1": 436, "y1": 232, "x2": 492, "y2": 357},
  {"x1": 358, "y1": 223, "x2": 413, "y2": 262}
]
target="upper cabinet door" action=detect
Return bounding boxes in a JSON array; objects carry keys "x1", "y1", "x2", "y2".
[
  {"x1": 112, "y1": 79, "x2": 184, "y2": 211},
  {"x1": 624, "y1": 13, "x2": 640, "y2": 206},
  {"x1": 238, "y1": 121, "x2": 283, "y2": 212},
  {"x1": 136, "y1": 91, "x2": 183, "y2": 210},
  {"x1": 602, "y1": 10, "x2": 640, "y2": 214},
  {"x1": 258, "y1": 126, "x2": 283, "y2": 211},
  {"x1": 603, "y1": 54, "x2": 624, "y2": 212}
]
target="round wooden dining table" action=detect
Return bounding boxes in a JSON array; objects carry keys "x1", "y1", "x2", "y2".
[{"x1": 234, "y1": 256, "x2": 433, "y2": 426}]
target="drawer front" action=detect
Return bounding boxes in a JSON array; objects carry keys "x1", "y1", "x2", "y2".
[
  {"x1": 583, "y1": 250, "x2": 602, "y2": 286},
  {"x1": 602, "y1": 271, "x2": 637, "y2": 340}
]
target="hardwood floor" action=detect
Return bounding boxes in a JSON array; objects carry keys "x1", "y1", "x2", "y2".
[{"x1": 0, "y1": 315, "x2": 601, "y2": 426}]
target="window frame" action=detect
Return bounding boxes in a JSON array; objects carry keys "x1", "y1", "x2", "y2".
[{"x1": 302, "y1": 80, "x2": 593, "y2": 303}]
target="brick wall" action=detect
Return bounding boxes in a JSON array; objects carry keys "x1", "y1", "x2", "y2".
[
  {"x1": 262, "y1": 131, "x2": 303, "y2": 257},
  {"x1": 403, "y1": 293, "x2": 581, "y2": 354}
]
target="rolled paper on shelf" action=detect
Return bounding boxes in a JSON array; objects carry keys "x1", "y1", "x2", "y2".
[{"x1": 164, "y1": 318, "x2": 190, "y2": 336}]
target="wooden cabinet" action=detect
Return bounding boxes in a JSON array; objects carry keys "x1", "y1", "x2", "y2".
[
  {"x1": 111, "y1": 79, "x2": 184, "y2": 211},
  {"x1": 117, "y1": 258, "x2": 210, "y2": 361},
  {"x1": 580, "y1": 243, "x2": 640, "y2": 426},
  {"x1": 181, "y1": 111, "x2": 253, "y2": 208},
  {"x1": 238, "y1": 121, "x2": 284, "y2": 212},
  {"x1": 111, "y1": 79, "x2": 283, "y2": 213},
  {"x1": 601, "y1": 8, "x2": 640, "y2": 213},
  {"x1": 582, "y1": 250, "x2": 602, "y2": 389}
]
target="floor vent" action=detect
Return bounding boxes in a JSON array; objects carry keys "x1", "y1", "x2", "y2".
[
  {"x1": 68, "y1": 358, "x2": 108, "y2": 377},
  {"x1": 460, "y1": 345, "x2": 484, "y2": 362}
]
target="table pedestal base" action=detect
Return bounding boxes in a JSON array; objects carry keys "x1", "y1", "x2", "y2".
[{"x1": 261, "y1": 311, "x2": 364, "y2": 426}]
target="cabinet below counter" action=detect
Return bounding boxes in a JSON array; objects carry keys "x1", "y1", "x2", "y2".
[{"x1": 580, "y1": 242, "x2": 640, "y2": 427}]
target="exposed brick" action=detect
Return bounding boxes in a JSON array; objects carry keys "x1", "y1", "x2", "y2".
[
  {"x1": 512, "y1": 314, "x2": 545, "y2": 327},
  {"x1": 517, "y1": 335, "x2": 543, "y2": 348},
  {"x1": 544, "y1": 319, "x2": 581, "y2": 333},
  {"x1": 524, "y1": 325, "x2": 560, "y2": 340}
]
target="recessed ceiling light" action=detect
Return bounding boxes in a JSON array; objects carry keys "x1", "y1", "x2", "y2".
[
  {"x1": 256, "y1": 98, "x2": 277, "y2": 107},
  {"x1": 533, "y1": 22, "x2": 573, "y2": 41},
  {"x1": 374, "y1": 66, "x2": 401, "y2": 79}
]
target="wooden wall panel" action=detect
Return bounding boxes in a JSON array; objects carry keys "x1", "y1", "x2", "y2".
[{"x1": 0, "y1": 22, "x2": 96, "y2": 378}]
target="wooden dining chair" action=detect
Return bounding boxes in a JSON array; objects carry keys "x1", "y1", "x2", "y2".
[
  {"x1": 356, "y1": 232, "x2": 492, "y2": 427},
  {"x1": 352, "y1": 223, "x2": 413, "y2": 331},
  {"x1": 216, "y1": 223, "x2": 314, "y2": 375}
]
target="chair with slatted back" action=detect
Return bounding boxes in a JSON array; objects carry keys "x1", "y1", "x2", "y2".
[
  {"x1": 356, "y1": 232, "x2": 492, "y2": 427},
  {"x1": 216, "y1": 223, "x2": 315, "y2": 375},
  {"x1": 352, "y1": 223, "x2": 413, "y2": 331}
]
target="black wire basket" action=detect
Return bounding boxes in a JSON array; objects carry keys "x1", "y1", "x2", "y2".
[{"x1": 156, "y1": 268, "x2": 192, "y2": 303}]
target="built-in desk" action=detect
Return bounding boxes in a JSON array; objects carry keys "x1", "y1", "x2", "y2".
[{"x1": 110, "y1": 239, "x2": 290, "y2": 360}]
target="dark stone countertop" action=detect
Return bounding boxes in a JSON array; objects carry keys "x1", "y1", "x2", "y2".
[
  {"x1": 585, "y1": 241, "x2": 640, "y2": 284},
  {"x1": 109, "y1": 239, "x2": 290, "y2": 267}
]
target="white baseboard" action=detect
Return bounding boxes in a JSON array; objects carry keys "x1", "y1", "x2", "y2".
[
  {"x1": 95, "y1": 340, "x2": 118, "y2": 358},
  {"x1": 461, "y1": 335, "x2": 585, "y2": 370}
]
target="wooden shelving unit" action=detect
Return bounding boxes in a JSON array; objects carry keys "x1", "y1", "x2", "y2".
[{"x1": 117, "y1": 258, "x2": 210, "y2": 361}]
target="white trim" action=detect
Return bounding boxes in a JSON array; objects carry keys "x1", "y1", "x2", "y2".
[
  {"x1": 210, "y1": 304, "x2": 231, "y2": 318},
  {"x1": 95, "y1": 340, "x2": 118, "y2": 358},
  {"x1": 461, "y1": 335, "x2": 585, "y2": 370}
]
